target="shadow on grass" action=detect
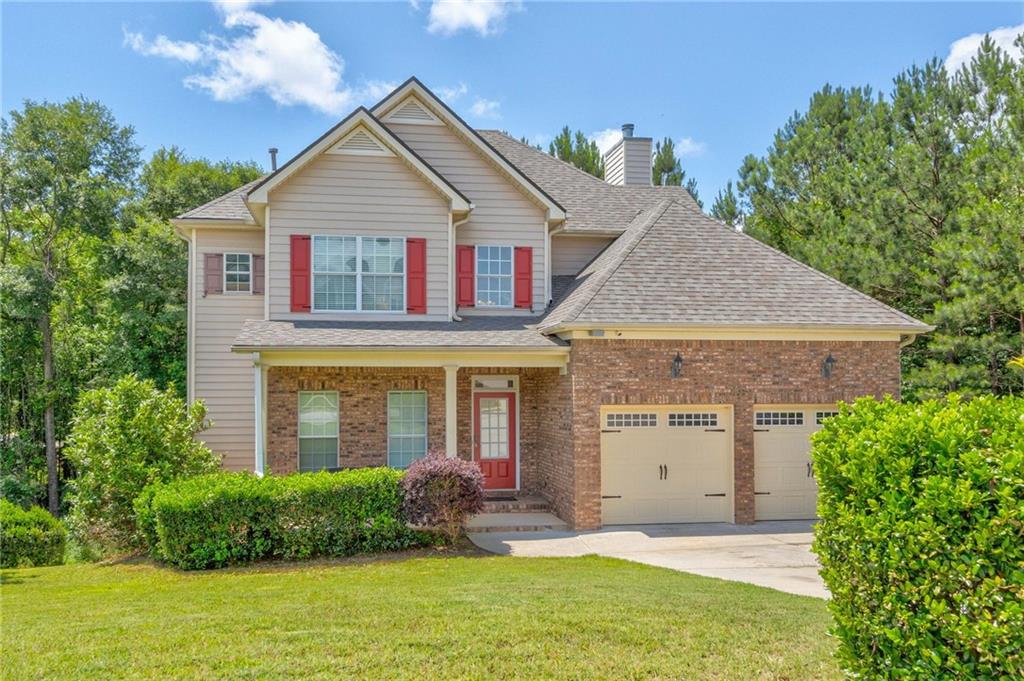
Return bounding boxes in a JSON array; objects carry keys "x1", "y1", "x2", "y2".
[
  {"x1": 90, "y1": 536, "x2": 491, "y2": 576},
  {"x1": 0, "y1": 569, "x2": 44, "y2": 585}
]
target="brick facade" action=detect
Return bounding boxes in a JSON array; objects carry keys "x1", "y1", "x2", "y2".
[
  {"x1": 264, "y1": 338, "x2": 900, "y2": 531},
  {"x1": 565, "y1": 339, "x2": 901, "y2": 529}
]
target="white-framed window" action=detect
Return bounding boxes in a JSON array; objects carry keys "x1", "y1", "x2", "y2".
[
  {"x1": 606, "y1": 413, "x2": 657, "y2": 428},
  {"x1": 669, "y1": 412, "x2": 718, "y2": 427},
  {"x1": 298, "y1": 391, "x2": 339, "y2": 472},
  {"x1": 475, "y1": 245, "x2": 513, "y2": 308},
  {"x1": 312, "y1": 235, "x2": 405, "y2": 312},
  {"x1": 755, "y1": 411, "x2": 804, "y2": 427},
  {"x1": 387, "y1": 391, "x2": 427, "y2": 469},
  {"x1": 224, "y1": 253, "x2": 252, "y2": 293},
  {"x1": 815, "y1": 411, "x2": 839, "y2": 425}
]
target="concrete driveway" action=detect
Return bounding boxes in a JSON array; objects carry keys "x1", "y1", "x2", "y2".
[{"x1": 470, "y1": 520, "x2": 827, "y2": 599}]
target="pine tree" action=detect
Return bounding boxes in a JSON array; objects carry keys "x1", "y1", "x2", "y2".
[
  {"x1": 547, "y1": 126, "x2": 604, "y2": 178},
  {"x1": 711, "y1": 181, "x2": 742, "y2": 227},
  {"x1": 652, "y1": 137, "x2": 702, "y2": 208}
]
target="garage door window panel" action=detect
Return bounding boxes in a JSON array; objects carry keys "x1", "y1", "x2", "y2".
[
  {"x1": 755, "y1": 411, "x2": 804, "y2": 426},
  {"x1": 606, "y1": 413, "x2": 657, "y2": 428},
  {"x1": 669, "y1": 413, "x2": 718, "y2": 427}
]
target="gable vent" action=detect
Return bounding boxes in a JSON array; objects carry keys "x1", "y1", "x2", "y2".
[
  {"x1": 329, "y1": 128, "x2": 393, "y2": 156},
  {"x1": 386, "y1": 98, "x2": 440, "y2": 125}
]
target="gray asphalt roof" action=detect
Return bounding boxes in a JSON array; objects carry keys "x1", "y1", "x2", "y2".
[
  {"x1": 233, "y1": 317, "x2": 568, "y2": 350},
  {"x1": 477, "y1": 130, "x2": 701, "y2": 234},
  {"x1": 177, "y1": 178, "x2": 263, "y2": 221},
  {"x1": 539, "y1": 200, "x2": 931, "y2": 332}
]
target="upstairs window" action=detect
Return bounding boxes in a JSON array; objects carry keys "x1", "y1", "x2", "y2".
[
  {"x1": 224, "y1": 253, "x2": 251, "y2": 293},
  {"x1": 475, "y1": 245, "x2": 513, "y2": 308},
  {"x1": 312, "y1": 236, "x2": 405, "y2": 312}
]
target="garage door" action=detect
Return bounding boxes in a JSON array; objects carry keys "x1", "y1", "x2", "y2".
[
  {"x1": 600, "y1": 405, "x2": 732, "y2": 525},
  {"x1": 753, "y1": 405, "x2": 837, "y2": 520}
]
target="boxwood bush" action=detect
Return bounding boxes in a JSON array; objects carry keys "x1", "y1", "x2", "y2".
[
  {"x1": 0, "y1": 499, "x2": 67, "y2": 568},
  {"x1": 142, "y1": 468, "x2": 429, "y2": 570},
  {"x1": 812, "y1": 395, "x2": 1024, "y2": 678}
]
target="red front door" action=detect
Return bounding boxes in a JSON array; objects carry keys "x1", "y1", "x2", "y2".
[{"x1": 473, "y1": 392, "x2": 517, "y2": 490}]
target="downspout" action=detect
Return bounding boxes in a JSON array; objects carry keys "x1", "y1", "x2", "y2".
[{"x1": 188, "y1": 228, "x2": 197, "y2": 402}]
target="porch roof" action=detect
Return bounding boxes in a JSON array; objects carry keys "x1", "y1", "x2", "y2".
[{"x1": 232, "y1": 318, "x2": 567, "y2": 351}]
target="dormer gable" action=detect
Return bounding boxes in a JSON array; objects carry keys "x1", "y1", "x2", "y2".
[
  {"x1": 372, "y1": 78, "x2": 565, "y2": 223},
  {"x1": 245, "y1": 107, "x2": 471, "y2": 222},
  {"x1": 384, "y1": 97, "x2": 442, "y2": 126}
]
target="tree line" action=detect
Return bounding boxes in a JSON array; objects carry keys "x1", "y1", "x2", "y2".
[{"x1": 1, "y1": 98, "x2": 263, "y2": 512}]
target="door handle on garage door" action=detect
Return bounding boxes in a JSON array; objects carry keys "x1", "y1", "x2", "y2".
[
  {"x1": 658, "y1": 464, "x2": 665, "y2": 480},
  {"x1": 754, "y1": 491, "x2": 771, "y2": 495},
  {"x1": 754, "y1": 428, "x2": 770, "y2": 432},
  {"x1": 704, "y1": 493, "x2": 726, "y2": 497},
  {"x1": 601, "y1": 429, "x2": 621, "y2": 433},
  {"x1": 601, "y1": 495, "x2": 622, "y2": 499},
  {"x1": 704, "y1": 428, "x2": 725, "y2": 432}
]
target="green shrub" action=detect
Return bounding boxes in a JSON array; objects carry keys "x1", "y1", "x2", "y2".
[
  {"x1": 147, "y1": 469, "x2": 427, "y2": 570},
  {"x1": 812, "y1": 395, "x2": 1024, "y2": 678},
  {"x1": 65, "y1": 375, "x2": 220, "y2": 549},
  {"x1": 0, "y1": 499, "x2": 67, "y2": 568}
]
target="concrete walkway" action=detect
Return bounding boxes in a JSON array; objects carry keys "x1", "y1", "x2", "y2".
[{"x1": 469, "y1": 520, "x2": 827, "y2": 599}]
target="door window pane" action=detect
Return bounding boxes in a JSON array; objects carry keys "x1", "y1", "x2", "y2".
[{"x1": 478, "y1": 397, "x2": 509, "y2": 459}]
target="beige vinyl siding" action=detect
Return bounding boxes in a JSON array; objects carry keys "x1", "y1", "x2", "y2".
[
  {"x1": 386, "y1": 120, "x2": 548, "y2": 312},
  {"x1": 267, "y1": 152, "x2": 450, "y2": 320},
  {"x1": 623, "y1": 139, "x2": 652, "y2": 186},
  {"x1": 551, "y1": 235, "x2": 614, "y2": 276},
  {"x1": 604, "y1": 144, "x2": 625, "y2": 186},
  {"x1": 193, "y1": 228, "x2": 264, "y2": 471}
]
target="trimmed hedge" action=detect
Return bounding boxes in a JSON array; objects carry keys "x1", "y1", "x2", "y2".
[
  {"x1": 812, "y1": 395, "x2": 1024, "y2": 678},
  {"x1": 0, "y1": 500, "x2": 67, "y2": 568},
  {"x1": 141, "y1": 469, "x2": 430, "y2": 570}
]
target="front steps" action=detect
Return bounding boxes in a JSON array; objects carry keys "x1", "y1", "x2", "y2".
[{"x1": 467, "y1": 493, "x2": 569, "y2": 533}]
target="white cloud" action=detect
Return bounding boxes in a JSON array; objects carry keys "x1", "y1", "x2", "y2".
[
  {"x1": 529, "y1": 132, "x2": 551, "y2": 147},
  {"x1": 125, "y1": 1, "x2": 390, "y2": 116},
  {"x1": 123, "y1": 30, "x2": 203, "y2": 63},
  {"x1": 436, "y1": 82, "x2": 469, "y2": 102},
  {"x1": 676, "y1": 137, "x2": 706, "y2": 158},
  {"x1": 945, "y1": 24, "x2": 1024, "y2": 74},
  {"x1": 590, "y1": 128, "x2": 622, "y2": 155},
  {"x1": 426, "y1": 0, "x2": 522, "y2": 37},
  {"x1": 469, "y1": 97, "x2": 501, "y2": 119}
]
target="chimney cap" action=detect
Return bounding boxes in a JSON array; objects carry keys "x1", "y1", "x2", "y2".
[
  {"x1": 621, "y1": 123, "x2": 635, "y2": 138},
  {"x1": 268, "y1": 147, "x2": 279, "y2": 171}
]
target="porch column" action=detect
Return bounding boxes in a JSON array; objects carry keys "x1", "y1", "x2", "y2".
[{"x1": 443, "y1": 364, "x2": 458, "y2": 457}]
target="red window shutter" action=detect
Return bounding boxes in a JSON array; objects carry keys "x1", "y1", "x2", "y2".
[
  {"x1": 252, "y1": 255, "x2": 265, "y2": 295},
  {"x1": 406, "y1": 238, "x2": 426, "y2": 314},
  {"x1": 514, "y1": 247, "x2": 533, "y2": 309},
  {"x1": 456, "y1": 245, "x2": 475, "y2": 308},
  {"x1": 290, "y1": 235, "x2": 311, "y2": 312},
  {"x1": 204, "y1": 253, "x2": 223, "y2": 296}
]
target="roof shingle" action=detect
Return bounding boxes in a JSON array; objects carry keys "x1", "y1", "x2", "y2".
[
  {"x1": 540, "y1": 200, "x2": 931, "y2": 332},
  {"x1": 233, "y1": 317, "x2": 567, "y2": 350}
]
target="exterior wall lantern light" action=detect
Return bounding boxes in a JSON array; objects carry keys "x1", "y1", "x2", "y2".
[
  {"x1": 671, "y1": 352, "x2": 684, "y2": 378},
  {"x1": 821, "y1": 352, "x2": 836, "y2": 379}
]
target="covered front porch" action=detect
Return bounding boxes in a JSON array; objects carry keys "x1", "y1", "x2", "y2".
[{"x1": 251, "y1": 347, "x2": 575, "y2": 521}]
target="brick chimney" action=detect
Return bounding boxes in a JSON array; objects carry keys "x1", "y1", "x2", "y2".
[{"x1": 603, "y1": 123, "x2": 652, "y2": 186}]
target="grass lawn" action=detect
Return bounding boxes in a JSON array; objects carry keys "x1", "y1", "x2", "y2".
[{"x1": 1, "y1": 552, "x2": 839, "y2": 679}]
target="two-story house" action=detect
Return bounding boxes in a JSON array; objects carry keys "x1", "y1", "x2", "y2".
[{"x1": 172, "y1": 78, "x2": 930, "y2": 530}]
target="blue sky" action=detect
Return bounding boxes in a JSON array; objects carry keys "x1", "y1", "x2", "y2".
[{"x1": 3, "y1": 1, "x2": 1022, "y2": 202}]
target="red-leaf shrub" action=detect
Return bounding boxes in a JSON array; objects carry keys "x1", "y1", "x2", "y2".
[{"x1": 401, "y1": 452, "x2": 484, "y2": 540}]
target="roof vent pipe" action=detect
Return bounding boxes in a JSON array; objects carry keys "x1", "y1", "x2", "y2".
[
  {"x1": 268, "y1": 147, "x2": 279, "y2": 171},
  {"x1": 621, "y1": 123, "x2": 635, "y2": 138}
]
